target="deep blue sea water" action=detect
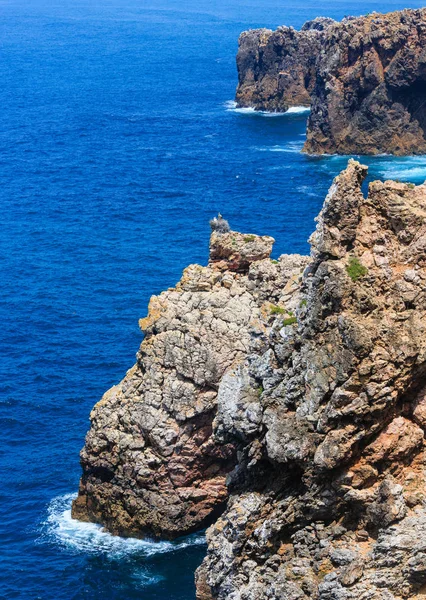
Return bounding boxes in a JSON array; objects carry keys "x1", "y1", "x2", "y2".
[{"x1": 2, "y1": 1, "x2": 426, "y2": 598}]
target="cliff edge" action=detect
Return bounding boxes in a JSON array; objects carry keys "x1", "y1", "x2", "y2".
[
  {"x1": 72, "y1": 229, "x2": 308, "y2": 539},
  {"x1": 236, "y1": 9, "x2": 426, "y2": 155},
  {"x1": 74, "y1": 161, "x2": 426, "y2": 598}
]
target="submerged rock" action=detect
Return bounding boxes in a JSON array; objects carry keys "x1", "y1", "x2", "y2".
[
  {"x1": 75, "y1": 161, "x2": 426, "y2": 598},
  {"x1": 236, "y1": 8, "x2": 426, "y2": 155}
]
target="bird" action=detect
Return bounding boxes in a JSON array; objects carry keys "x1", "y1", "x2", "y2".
[{"x1": 209, "y1": 213, "x2": 230, "y2": 233}]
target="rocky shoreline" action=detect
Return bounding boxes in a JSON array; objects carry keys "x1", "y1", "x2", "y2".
[
  {"x1": 236, "y1": 9, "x2": 426, "y2": 155},
  {"x1": 74, "y1": 160, "x2": 426, "y2": 599}
]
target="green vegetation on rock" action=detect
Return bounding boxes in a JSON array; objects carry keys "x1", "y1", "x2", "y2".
[
  {"x1": 270, "y1": 305, "x2": 286, "y2": 315},
  {"x1": 346, "y1": 256, "x2": 368, "y2": 282},
  {"x1": 283, "y1": 316, "x2": 297, "y2": 326}
]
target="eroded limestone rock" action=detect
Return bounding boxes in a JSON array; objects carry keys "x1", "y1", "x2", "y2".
[
  {"x1": 73, "y1": 231, "x2": 308, "y2": 539},
  {"x1": 75, "y1": 160, "x2": 426, "y2": 599},
  {"x1": 196, "y1": 161, "x2": 426, "y2": 599}
]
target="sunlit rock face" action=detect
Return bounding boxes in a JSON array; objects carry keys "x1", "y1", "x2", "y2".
[
  {"x1": 235, "y1": 17, "x2": 335, "y2": 113},
  {"x1": 72, "y1": 226, "x2": 307, "y2": 539},
  {"x1": 74, "y1": 159, "x2": 426, "y2": 599},
  {"x1": 196, "y1": 161, "x2": 426, "y2": 599},
  {"x1": 237, "y1": 8, "x2": 426, "y2": 155}
]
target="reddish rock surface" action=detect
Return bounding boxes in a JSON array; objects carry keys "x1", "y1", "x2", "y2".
[
  {"x1": 74, "y1": 161, "x2": 426, "y2": 598},
  {"x1": 73, "y1": 231, "x2": 307, "y2": 539},
  {"x1": 196, "y1": 161, "x2": 426, "y2": 599},
  {"x1": 236, "y1": 9, "x2": 426, "y2": 155}
]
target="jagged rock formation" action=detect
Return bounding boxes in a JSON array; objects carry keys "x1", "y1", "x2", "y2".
[
  {"x1": 196, "y1": 160, "x2": 426, "y2": 599},
  {"x1": 235, "y1": 18, "x2": 335, "y2": 112},
  {"x1": 72, "y1": 229, "x2": 308, "y2": 539},
  {"x1": 75, "y1": 160, "x2": 426, "y2": 598},
  {"x1": 236, "y1": 9, "x2": 426, "y2": 155},
  {"x1": 306, "y1": 9, "x2": 426, "y2": 155}
]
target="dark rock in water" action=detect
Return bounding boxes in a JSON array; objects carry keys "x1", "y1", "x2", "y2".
[
  {"x1": 235, "y1": 18, "x2": 335, "y2": 112},
  {"x1": 306, "y1": 9, "x2": 426, "y2": 155},
  {"x1": 75, "y1": 161, "x2": 426, "y2": 598},
  {"x1": 236, "y1": 8, "x2": 426, "y2": 155}
]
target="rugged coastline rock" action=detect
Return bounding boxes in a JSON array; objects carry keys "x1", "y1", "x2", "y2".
[
  {"x1": 196, "y1": 160, "x2": 426, "y2": 599},
  {"x1": 74, "y1": 160, "x2": 426, "y2": 598},
  {"x1": 236, "y1": 9, "x2": 426, "y2": 155},
  {"x1": 72, "y1": 230, "x2": 308, "y2": 539},
  {"x1": 236, "y1": 18, "x2": 335, "y2": 112}
]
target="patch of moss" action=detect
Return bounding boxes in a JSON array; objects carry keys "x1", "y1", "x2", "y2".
[
  {"x1": 346, "y1": 256, "x2": 368, "y2": 282},
  {"x1": 271, "y1": 259, "x2": 279, "y2": 264},
  {"x1": 407, "y1": 182, "x2": 415, "y2": 189},
  {"x1": 283, "y1": 316, "x2": 297, "y2": 326},
  {"x1": 299, "y1": 299, "x2": 307, "y2": 308},
  {"x1": 244, "y1": 235, "x2": 256, "y2": 243},
  {"x1": 270, "y1": 305, "x2": 287, "y2": 315},
  {"x1": 257, "y1": 385, "x2": 264, "y2": 397}
]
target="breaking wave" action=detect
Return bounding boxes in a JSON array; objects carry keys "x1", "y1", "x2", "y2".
[
  {"x1": 224, "y1": 100, "x2": 310, "y2": 117},
  {"x1": 373, "y1": 156, "x2": 426, "y2": 182},
  {"x1": 40, "y1": 494, "x2": 206, "y2": 559},
  {"x1": 254, "y1": 140, "x2": 306, "y2": 154},
  {"x1": 285, "y1": 106, "x2": 311, "y2": 114}
]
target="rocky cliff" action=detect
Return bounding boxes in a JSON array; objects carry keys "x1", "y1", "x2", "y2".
[
  {"x1": 75, "y1": 160, "x2": 426, "y2": 598},
  {"x1": 195, "y1": 161, "x2": 426, "y2": 599},
  {"x1": 236, "y1": 9, "x2": 426, "y2": 155},
  {"x1": 72, "y1": 229, "x2": 308, "y2": 539},
  {"x1": 235, "y1": 18, "x2": 335, "y2": 112}
]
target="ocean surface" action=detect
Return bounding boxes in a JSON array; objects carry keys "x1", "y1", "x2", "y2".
[{"x1": 2, "y1": 0, "x2": 426, "y2": 598}]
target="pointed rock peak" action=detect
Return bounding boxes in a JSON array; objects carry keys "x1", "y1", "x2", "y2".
[{"x1": 310, "y1": 159, "x2": 368, "y2": 261}]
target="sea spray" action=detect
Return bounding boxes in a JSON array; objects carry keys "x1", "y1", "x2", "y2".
[
  {"x1": 224, "y1": 100, "x2": 310, "y2": 117},
  {"x1": 41, "y1": 494, "x2": 206, "y2": 559}
]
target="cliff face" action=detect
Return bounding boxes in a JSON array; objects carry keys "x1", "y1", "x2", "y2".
[
  {"x1": 72, "y1": 230, "x2": 308, "y2": 539},
  {"x1": 306, "y1": 9, "x2": 426, "y2": 155},
  {"x1": 196, "y1": 161, "x2": 426, "y2": 599},
  {"x1": 75, "y1": 161, "x2": 426, "y2": 598},
  {"x1": 237, "y1": 9, "x2": 426, "y2": 155},
  {"x1": 235, "y1": 18, "x2": 335, "y2": 112}
]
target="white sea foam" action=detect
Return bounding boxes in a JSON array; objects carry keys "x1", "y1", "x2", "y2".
[
  {"x1": 41, "y1": 494, "x2": 206, "y2": 559},
  {"x1": 285, "y1": 106, "x2": 311, "y2": 115},
  {"x1": 254, "y1": 141, "x2": 305, "y2": 154},
  {"x1": 374, "y1": 157, "x2": 426, "y2": 181},
  {"x1": 131, "y1": 570, "x2": 165, "y2": 587},
  {"x1": 224, "y1": 100, "x2": 257, "y2": 114},
  {"x1": 297, "y1": 185, "x2": 321, "y2": 198},
  {"x1": 224, "y1": 101, "x2": 310, "y2": 117}
]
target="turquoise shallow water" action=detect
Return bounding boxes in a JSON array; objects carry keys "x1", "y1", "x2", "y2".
[{"x1": 1, "y1": 0, "x2": 426, "y2": 598}]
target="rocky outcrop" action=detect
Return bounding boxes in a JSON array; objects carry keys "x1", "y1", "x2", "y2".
[
  {"x1": 237, "y1": 9, "x2": 426, "y2": 155},
  {"x1": 72, "y1": 229, "x2": 308, "y2": 539},
  {"x1": 196, "y1": 160, "x2": 426, "y2": 599},
  {"x1": 74, "y1": 160, "x2": 426, "y2": 598},
  {"x1": 236, "y1": 18, "x2": 335, "y2": 112},
  {"x1": 306, "y1": 9, "x2": 426, "y2": 155}
]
